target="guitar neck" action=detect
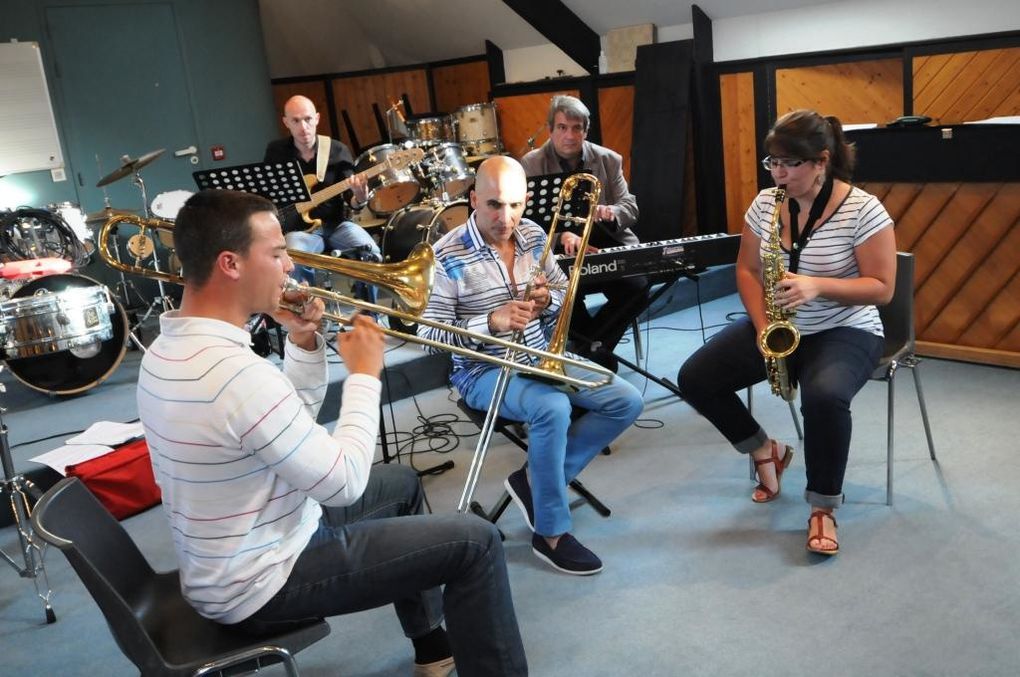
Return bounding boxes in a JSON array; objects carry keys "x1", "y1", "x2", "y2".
[{"x1": 300, "y1": 164, "x2": 388, "y2": 212}]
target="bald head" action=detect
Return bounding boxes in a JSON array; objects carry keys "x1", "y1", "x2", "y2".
[
  {"x1": 282, "y1": 95, "x2": 319, "y2": 152},
  {"x1": 475, "y1": 155, "x2": 527, "y2": 197},
  {"x1": 470, "y1": 156, "x2": 529, "y2": 246}
]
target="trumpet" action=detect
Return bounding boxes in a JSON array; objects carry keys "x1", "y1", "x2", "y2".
[{"x1": 97, "y1": 214, "x2": 611, "y2": 390}]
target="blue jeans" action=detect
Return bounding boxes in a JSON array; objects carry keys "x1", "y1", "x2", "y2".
[
  {"x1": 677, "y1": 318, "x2": 883, "y2": 507},
  {"x1": 286, "y1": 221, "x2": 381, "y2": 304},
  {"x1": 462, "y1": 362, "x2": 644, "y2": 536},
  {"x1": 234, "y1": 465, "x2": 527, "y2": 676}
]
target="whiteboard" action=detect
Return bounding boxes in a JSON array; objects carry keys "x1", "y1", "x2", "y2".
[{"x1": 0, "y1": 42, "x2": 64, "y2": 175}]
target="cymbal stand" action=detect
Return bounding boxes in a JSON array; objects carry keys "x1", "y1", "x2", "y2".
[
  {"x1": 128, "y1": 171, "x2": 175, "y2": 333},
  {"x1": 0, "y1": 376, "x2": 56, "y2": 623}
]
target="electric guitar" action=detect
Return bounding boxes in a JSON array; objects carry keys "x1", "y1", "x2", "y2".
[{"x1": 279, "y1": 147, "x2": 423, "y2": 232}]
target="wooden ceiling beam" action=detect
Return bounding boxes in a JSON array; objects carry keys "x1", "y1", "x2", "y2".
[{"x1": 501, "y1": 0, "x2": 601, "y2": 74}]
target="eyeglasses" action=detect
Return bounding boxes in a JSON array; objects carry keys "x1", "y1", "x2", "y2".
[{"x1": 761, "y1": 156, "x2": 811, "y2": 171}]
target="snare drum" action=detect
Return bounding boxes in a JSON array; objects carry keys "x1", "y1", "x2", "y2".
[
  {"x1": 406, "y1": 115, "x2": 457, "y2": 146},
  {"x1": 381, "y1": 201, "x2": 471, "y2": 263},
  {"x1": 356, "y1": 144, "x2": 421, "y2": 215},
  {"x1": 421, "y1": 143, "x2": 475, "y2": 200},
  {"x1": 454, "y1": 103, "x2": 502, "y2": 157},
  {"x1": 1, "y1": 273, "x2": 128, "y2": 395}
]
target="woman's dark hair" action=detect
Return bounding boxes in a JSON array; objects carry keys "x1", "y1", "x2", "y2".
[
  {"x1": 174, "y1": 189, "x2": 277, "y2": 287},
  {"x1": 764, "y1": 109, "x2": 856, "y2": 182}
]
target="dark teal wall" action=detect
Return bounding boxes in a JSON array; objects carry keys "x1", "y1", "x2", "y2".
[{"x1": 0, "y1": 0, "x2": 276, "y2": 209}]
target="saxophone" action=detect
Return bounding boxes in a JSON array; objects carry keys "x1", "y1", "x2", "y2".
[{"x1": 759, "y1": 186, "x2": 800, "y2": 401}]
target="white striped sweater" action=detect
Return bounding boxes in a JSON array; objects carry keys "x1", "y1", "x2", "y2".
[
  {"x1": 747, "y1": 186, "x2": 892, "y2": 337},
  {"x1": 136, "y1": 312, "x2": 380, "y2": 623}
]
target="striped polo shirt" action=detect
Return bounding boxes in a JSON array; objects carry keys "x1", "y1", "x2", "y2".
[
  {"x1": 418, "y1": 214, "x2": 567, "y2": 393},
  {"x1": 136, "y1": 312, "x2": 380, "y2": 623},
  {"x1": 747, "y1": 186, "x2": 892, "y2": 337}
]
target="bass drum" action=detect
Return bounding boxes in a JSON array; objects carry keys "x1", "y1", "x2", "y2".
[
  {"x1": 2, "y1": 274, "x2": 128, "y2": 395},
  {"x1": 381, "y1": 201, "x2": 471, "y2": 263}
]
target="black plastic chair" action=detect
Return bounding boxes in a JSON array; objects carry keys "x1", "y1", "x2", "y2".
[
  {"x1": 872, "y1": 252, "x2": 938, "y2": 505},
  {"x1": 30, "y1": 478, "x2": 330, "y2": 676},
  {"x1": 456, "y1": 399, "x2": 612, "y2": 530}
]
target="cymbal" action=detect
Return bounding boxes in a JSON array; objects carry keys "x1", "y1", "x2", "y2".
[
  {"x1": 85, "y1": 207, "x2": 135, "y2": 224},
  {"x1": 95, "y1": 148, "x2": 166, "y2": 187}
]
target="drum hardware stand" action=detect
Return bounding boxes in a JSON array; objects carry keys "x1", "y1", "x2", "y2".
[
  {"x1": 0, "y1": 374, "x2": 57, "y2": 624},
  {"x1": 126, "y1": 170, "x2": 175, "y2": 340}
]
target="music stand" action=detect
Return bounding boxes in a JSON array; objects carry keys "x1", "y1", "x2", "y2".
[
  {"x1": 523, "y1": 172, "x2": 588, "y2": 231},
  {"x1": 193, "y1": 160, "x2": 310, "y2": 207}
]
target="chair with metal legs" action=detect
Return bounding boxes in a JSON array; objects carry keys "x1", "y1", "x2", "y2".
[
  {"x1": 30, "y1": 478, "x2": 330, "y2": 677},
  {"x1": 870, "y1": 252, "x2": 937, "y2": 505},
  {"x1": 456, "y1": 400, "x2": 611, "y2": 533}
]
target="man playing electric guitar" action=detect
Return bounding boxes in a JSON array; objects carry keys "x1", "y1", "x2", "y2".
[{"x1": 264, "y1": 95, "x2": 382, "y2": 299}]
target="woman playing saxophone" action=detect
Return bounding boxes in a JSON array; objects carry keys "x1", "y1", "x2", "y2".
[{"x1": 677, "y1": 110, "x2": 897, "y2": 555}]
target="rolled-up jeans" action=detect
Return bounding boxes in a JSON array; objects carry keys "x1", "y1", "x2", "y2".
[
  {"x1": 461, "y1": 361, "x2": 644, "y2": 536},
  {"x1": 234, "y1": 464, "x2": 528, "y2": 676},
  {"x1": 677, "y1": 317, "x2": 883, "y2": 507},
  {"x1": 286, "y1": 222, "x2": 381, "y2": 304}
]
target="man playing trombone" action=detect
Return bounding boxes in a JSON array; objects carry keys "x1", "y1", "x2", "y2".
[
  {"x1": 136, "y1": 189, "x2": 527, "y2": 676},
  {"x1": 419, "y1": 157, "x2": 644, "y2": 575}
]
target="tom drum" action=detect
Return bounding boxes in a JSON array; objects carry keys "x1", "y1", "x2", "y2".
[
  {"x1": 356, "y1": 144, "x2": 421, "y2": 215},
  {"x1": 421, "y1": 143, "x2": 475, "y2": 200},
  {"x1": 453, "y1": 102, "x2": 502, "y2": 157},
  {"x1": 406, "y1": 115, "x2": 456, "y2": 147}
]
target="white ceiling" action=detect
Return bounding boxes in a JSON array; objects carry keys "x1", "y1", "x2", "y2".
[{"x1": 258, "y1": 0, "x2": 835, "y2": 77}]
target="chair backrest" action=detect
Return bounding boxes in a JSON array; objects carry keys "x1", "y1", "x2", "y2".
[
  {"x1": 30, "y1": 477, "x2": 166, "y2": 671},
  {"x1": 877, "y1": 252, "x2": 916, "y2": 361}
]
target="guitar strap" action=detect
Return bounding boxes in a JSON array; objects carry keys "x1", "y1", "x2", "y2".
[{"x1": 315, "y1": 135, "x2": 330, "y2": 183}]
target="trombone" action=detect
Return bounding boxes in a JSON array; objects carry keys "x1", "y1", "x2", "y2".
[{"x1": 97, "y1": 214, "x2": 612, "y2": 390}]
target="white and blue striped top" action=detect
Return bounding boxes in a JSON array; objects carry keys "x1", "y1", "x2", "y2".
[
  {"x1": 136, "y1": 312, "x2": 380, "y2": 623},
  {"x1": 418, "y1": 214, "x2": 567, "y2": 393},
  {"x1": 747, "y1": 186, "x2": 893, "y2": 337}
]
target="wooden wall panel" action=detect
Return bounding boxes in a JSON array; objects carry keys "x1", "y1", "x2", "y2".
[
  {"x1": 432, "y1": 60, "x2": 490, "y2": 114},
  {"x1": 270, "y1": 81, "x2": 333, "y2": 138},
  {"x1": 913, "y1": 47, "x2": 1020, "y2": 124},
  {"x1": 776, "y1": 59, "x2": 903, "y2": 124},
  {"x1": 494, "y1": 89, "x2": 578, "y2": 161},
  {"x1": 331, "y1": 70, "x2": 430, "y2": 154},
  {"x1": 859, "y1": 181, "x2": 1020, "y2": 367},
  {"x1": 597, "y1": 85, "x2": 634, "y2": 181},
  {"x1": 719, "y1": 71, "x2": 757, "y2": 234}
]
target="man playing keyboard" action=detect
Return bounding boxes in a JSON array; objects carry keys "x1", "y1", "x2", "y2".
[{"x1": 521, "y1": 95, "x2": 648, "y2": 372}]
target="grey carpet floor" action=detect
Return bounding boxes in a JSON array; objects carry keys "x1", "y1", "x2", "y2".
[{"x1": 2, "y1": 293, "x2": 1019, "y2": 676}]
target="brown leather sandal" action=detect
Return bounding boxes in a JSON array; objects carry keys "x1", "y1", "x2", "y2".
[
  {"x1": 751, "y1": 440, "x2": 794, "y2": 503},
  {"x1": 807, "y1": 510, "x2": 839, "y2": 555}
]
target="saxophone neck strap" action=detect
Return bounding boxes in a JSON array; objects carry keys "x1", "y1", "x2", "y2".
[{"x1": 787, "y1": 173, "x2": 834, "y2": 273}]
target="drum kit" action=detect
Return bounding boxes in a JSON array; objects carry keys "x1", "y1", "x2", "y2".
[
  {"x1": 0, "y1": 147, "x2": 182, "y2": 397},
  {"x1": 363, "y1": 101, "x2": 505, "y2": 262}
]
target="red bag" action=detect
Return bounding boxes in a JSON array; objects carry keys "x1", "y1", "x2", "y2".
[{"x1": 65, "y1": 438, "x2": 162, "y2": 519}]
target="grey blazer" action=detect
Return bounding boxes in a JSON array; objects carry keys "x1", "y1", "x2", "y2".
[{"x1": 520, "y1": 140, "x2": 639, "y2": 247}]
